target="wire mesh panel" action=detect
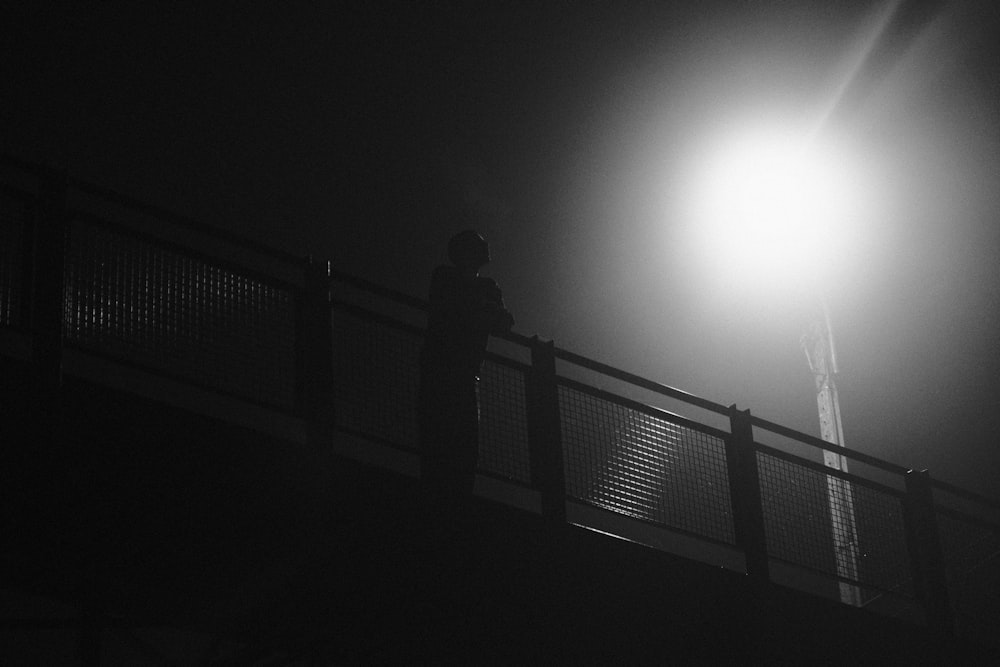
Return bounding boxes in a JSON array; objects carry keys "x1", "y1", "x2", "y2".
[
  {"x1": 757, "y1": 451, "x2": 913, "y2": 598},
  {"x1": 331, "y1": 307, "x2": 421, "y2": 449},
  {"x1": 757, "y1": 451, "x2": 837, "y2": 576},
  {"x1": 937, "y1": 511, "x2": 1000, "y2": 642},
  {"x1": 63, "y1": 219, "x2": 297, "y2": 409},
  {"x1": 478, "y1": 358, "x2": 531, "y2": 484},
  {"x1": 559, "y1": 384, "x2": 735, "y2": 544},
  {"x1": 851, "y1": 483, "x2": 914, "y2": 599},
  {"x1": 0, "y1": 193, "x2": 26, "y2": 328}
]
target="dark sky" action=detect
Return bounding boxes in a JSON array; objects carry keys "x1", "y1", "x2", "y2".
[{"x1": 4, "y1": 1, "x2": 999, "y2": 499}]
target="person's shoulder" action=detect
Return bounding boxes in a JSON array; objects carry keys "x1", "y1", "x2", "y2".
[{"x1": 475, "y1": 276, "x2": 502, "y2": 297}]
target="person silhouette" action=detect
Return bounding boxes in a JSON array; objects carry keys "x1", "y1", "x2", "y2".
[{"x1": 418, "y1": 230, "x2": 514, "y2": 504}]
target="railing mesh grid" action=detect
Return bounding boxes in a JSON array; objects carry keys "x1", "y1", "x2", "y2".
[
  {"x1": 478, "y1": 359, "x2": 531, "y2": 484},
  {"x1": 0, "y1": 194, "x2": 26, "y2": 328},
  {"x1": 758, "y1": 451, "x2": 839, "y2": 576},
  {"x1": 937, "y1": 511, "x2": 1000, "y2": 639},
  {"x1": 331, "y1": 307, "x2": 421, "y2": 449},
  {"x1": 559, "y1": 384, "x2": 735, "y2": 544},
  {"x1": 63, "y1": 220, "x2": 297, "y2": 408},
  {"x1": 757, "y1": 451, "x2": 913, "y2": 597},
  {"x1": 851, "y1": 482, "x2": 913, "y2": 598}
]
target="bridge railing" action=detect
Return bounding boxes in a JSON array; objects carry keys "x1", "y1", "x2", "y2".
[
  {"x1": 2, "y1": 156, "x2": 997, "y2": 644},
  {"x1": 0, "y1": 156, "x2": 308, "y2": 412},
  {"x1": 930, "y1": 478, "x2": 1000, "y2": 641}
]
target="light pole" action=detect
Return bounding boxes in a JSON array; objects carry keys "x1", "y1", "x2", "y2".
[
  {"x1": 802, "y1": 300, "x2": 862, "y2": 606},
  {"x1": 686, "y1": 121, "x2": 866, "y2": 606}
]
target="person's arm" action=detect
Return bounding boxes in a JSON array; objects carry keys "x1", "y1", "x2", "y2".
[
  {"x1": 478, "y1": 279, "x2": 514, "y2": 334},
  {"x1": 430, "y1": 269, "x2": 512, "y2": 334}
]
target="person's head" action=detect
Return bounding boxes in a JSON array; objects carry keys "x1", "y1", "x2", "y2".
[{"x1": 447, "y1": 230, "x2": 491, "y2": 271}]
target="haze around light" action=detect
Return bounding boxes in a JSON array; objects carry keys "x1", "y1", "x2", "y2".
[{"x1": 684, "y1": 120, "x2": 875, "y2": 297}]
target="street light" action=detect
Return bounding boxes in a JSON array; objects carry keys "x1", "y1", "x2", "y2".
[
  {"x1": 686, "y1": 122, "x2": 861, "y2": 295},
  {"x1": 685, "y1": 120, "x2": 866, "y2": 606}
]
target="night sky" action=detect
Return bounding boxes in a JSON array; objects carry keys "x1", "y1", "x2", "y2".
[{"x1": 4, "y1": 1, "x2": 999, "y2": 500}]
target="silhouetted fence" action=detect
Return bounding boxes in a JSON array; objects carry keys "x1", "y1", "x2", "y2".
[{"x1": 1, "y1": 156, "x2": 997, "y2": 644}]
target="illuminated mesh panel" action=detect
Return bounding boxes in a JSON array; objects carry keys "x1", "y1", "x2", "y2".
[
  {"x1": 63, "y1": 220, "x2": 297, "y2": 408},
  {"x1": 0, "y1": 194, "x2": 25, "y2": 328},
  {"x1": 331, "y1": 307, "x2": 420, "y2": 449},
  {"x1": 937, "y1": 511, "x2": 1000, "y2": 641},
  {"x1": 757, "y1": 451, "x2": 913, "y2": 597},
  {"x1": 478, "y1": 358, "x2": 531, "y2": 484},
  {"x1": 559, "y1": 384, "x2": 735, "y2": 544}
]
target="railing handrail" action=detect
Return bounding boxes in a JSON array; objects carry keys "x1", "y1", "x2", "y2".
[
  {"x1": 753, "y1": 441, "x2": 905, "y2": 498},
  {"x1": 330, "y1": 268, "x2": 428, "y2": 311},
  {"x1": 329, "y1": 298, "x2": 424, "y2": 338},
  {"x1": 328, "y1": 268, "x2": 537, "y2": 348},
  {"x1": 555, "y1": 374, "x2": 731, "y2": 441},
  {"x1": 65, "y1": 207, "x2": 303, "y2": 293},
  {"x1": 553, "y1": 346, "x2": 731, "y2": 417},
  {"x1": 749, "y1": 414, "x2": 912, "y2": 476}
]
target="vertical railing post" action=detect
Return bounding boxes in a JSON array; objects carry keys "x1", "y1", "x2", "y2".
[
  {"x1": 30, "y1": 166, "x2": 68, "y2": 393},
  {"x1": 527, "y1": 336, "x2": 566, "y2": 522},
  {"x1": 297, "y1": 256, "x2": 334, "y2": 443},
  {"x1": 904, "y1": 469, "x2": 954, "y2": 637},
  {"x1": 726, "y1": 405, "x2": 770, "y2": 583}
]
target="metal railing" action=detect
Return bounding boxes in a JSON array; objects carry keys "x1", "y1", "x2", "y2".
[{"x1": 2, "y1": 156, "x2": 997, "y2": 644}]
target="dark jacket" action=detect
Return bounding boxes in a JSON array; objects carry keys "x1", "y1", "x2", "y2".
[{"x1": 420, "y1": 265, "x2": 513, "y2": 379}]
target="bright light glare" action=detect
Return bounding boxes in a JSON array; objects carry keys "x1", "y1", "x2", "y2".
[{"x1": 687, "y1": 124, "x2": 864, "y2": 292}]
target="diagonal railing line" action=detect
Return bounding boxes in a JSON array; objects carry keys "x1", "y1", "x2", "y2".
[{"x1": 750, "y1": 414, "x2": 910, "y2": 475}]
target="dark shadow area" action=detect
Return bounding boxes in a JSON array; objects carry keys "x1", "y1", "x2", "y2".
[{"x1": 2, "y1": 353, "x2": 991, "y2": 664}]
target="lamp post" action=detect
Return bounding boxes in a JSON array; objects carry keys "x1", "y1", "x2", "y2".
[
  {"x1": 687, "y1": 121, "x2": 865, "y2": 606},
  {"x1": 802, "y1": 300, "x2": 862, "y2": 606}
]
